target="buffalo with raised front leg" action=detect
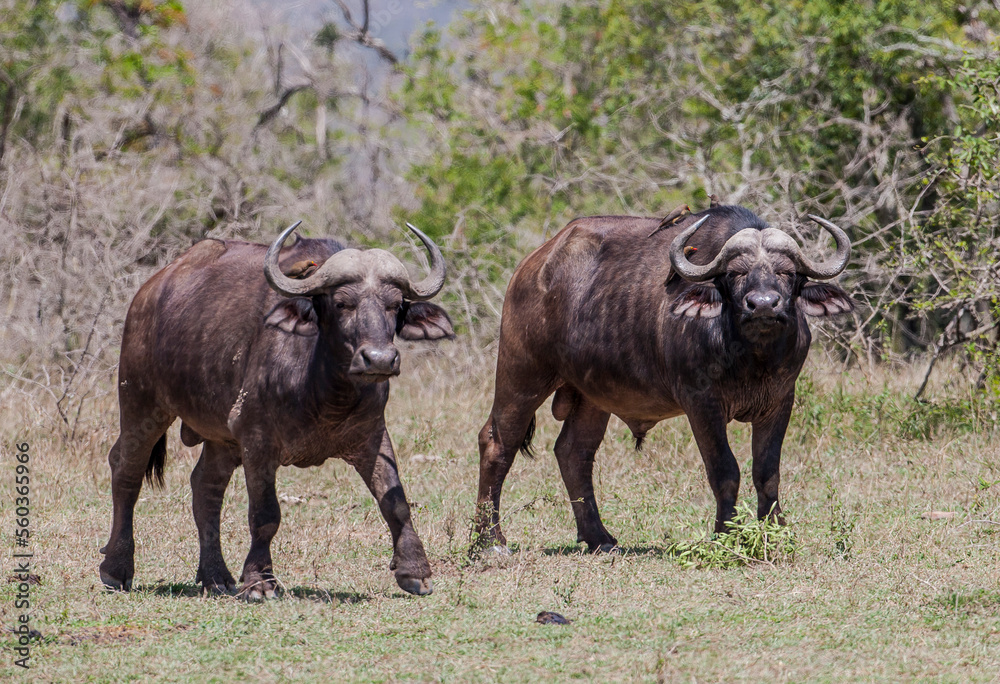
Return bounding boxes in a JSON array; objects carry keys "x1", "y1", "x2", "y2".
[
  {"x1": 474, "y1": 204, "x2": 854, "y2": 553},
  {"x1": 100, "y1": 221, "x2": 454, "y2": 597}
]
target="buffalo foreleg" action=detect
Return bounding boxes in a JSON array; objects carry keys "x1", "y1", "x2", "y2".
[
  {"x1": 686, "y1": 408, "x2": 741, "y2": 534},
  {"x1": 191, "y1": 441, "x2": 240, "y2": 594},
  {"x1": 353, "y1": 429, "x2": 432, "y2": 596},
  {"x1": 750, "y1": 393, "x2": 793, "y2": 524},
  {"x1": 239, "y1": 451, "x2": 281, "y2": 600},
  {"x1": 553, "y1": 396, "x2": 616, "y2": 551}
]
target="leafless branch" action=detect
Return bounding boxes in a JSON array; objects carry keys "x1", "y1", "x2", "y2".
[
  {"x1": 255, "y1": 84, "x2": 311, "y2": 130},
  {"x1": 332, "y1": 0, "x2": 399, "y2": 64}
]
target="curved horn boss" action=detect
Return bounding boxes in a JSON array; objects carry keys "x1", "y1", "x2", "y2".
[
  {"x1": 264, "y1": 221, "x2": 447, "y2": 299},
  {"x1": 792, "y1": 215, "x2": 852, "y2": 279},
  {"x1": 669, "y1": 213, "x2": 850, "y2": 282}
]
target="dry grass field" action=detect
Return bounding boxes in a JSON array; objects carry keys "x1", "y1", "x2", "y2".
[{"x1": 1, "y1": 343, "x2": 999, "y2": 682}]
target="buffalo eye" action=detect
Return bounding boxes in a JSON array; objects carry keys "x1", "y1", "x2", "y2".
[{"x1": 335, "y1": 301, "x2": 356, "y2": 312}]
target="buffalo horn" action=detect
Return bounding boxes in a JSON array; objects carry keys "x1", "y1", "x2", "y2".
[
  {"x1": 791, "y1": 215, "x2": 851, "y2": 280},
  {"x1": 264, "y1": 221, "x2": 375, "y2": 297},
  {"x1": 264, "y1": 221, "x2": 319, "y2": 297},
  {"x1": 402, "y1": 222, "x2": 446, "y2": 301},
  {"x1": 669, "y1": 215, "x2": 735, "y2": 282}
]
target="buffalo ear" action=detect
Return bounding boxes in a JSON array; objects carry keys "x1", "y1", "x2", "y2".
[
  {"x1": 397, "y1": 301, "x2": 455, "y2": 341},
  {"x1": 799, "y1": 282, "x2": 855, "y2": 317},
  {"x1": 264, "y1": 298, "x2": 319, "y2": 336},
  {"x1": 673, "y1": 283, "x2": 723, "y2": 319}
]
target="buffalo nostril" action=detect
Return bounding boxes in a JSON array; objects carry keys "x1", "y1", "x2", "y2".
[
  {"x1": 747, "y1": 292, "x2": 780, "y2": 311},
  {"x1": 361, "y1": 347, "x2": 399, "y2": 373}
]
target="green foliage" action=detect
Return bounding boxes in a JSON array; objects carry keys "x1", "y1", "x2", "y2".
[
  {"x1": 315, "y1": 21, "x2": 341, "y2": 52},
  {"x1": 902, "y1": 50, "x2": 1000, "y2": 392},
  {"x1": 0, "y1": 1, "x2": 76, "y2": 152},
  {"x1": 402, "y1": 0, "x2": 989, "y2": 232},
  {"x1": 793, "y1": 374, "x2": 998, "y2": 441},
  {"x1": 0, "y1": 0, "x2": 197, "y2": 159},
  {"x1": 665, "y1": 502, "x2": 797, "y2": 568},
  {"x1": 4, "y1": 0, "x2": 999, "y2": 396}
]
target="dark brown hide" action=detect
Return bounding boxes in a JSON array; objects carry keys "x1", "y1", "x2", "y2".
[
  {"x1": 475, "y1": 206, "x2": 853, "y2": 551},
  {"x1": 100, "y1": 232, "x2": 454, "y2": 597}
]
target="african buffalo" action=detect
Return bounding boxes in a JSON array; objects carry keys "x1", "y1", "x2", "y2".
[
  {"x1": 474, "y1": 205, "x2": 853, "y2": 553},
  {"x1": 100, "y1": 222, "x2": 453, "y2": 597}
]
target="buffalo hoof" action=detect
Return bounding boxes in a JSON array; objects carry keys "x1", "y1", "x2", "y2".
[
  {"x1": 240, "y1": 585, "x2": 279, "y2": 602},
  {"x1": 99, "y1": 557, "x2": 134, "y2": 592},
  {"x1": 396, "y1": 575, "x2": 433, "y2": 596},
  {"x1": 238, "y1": 574, "x2": 279, "y2": 601},
  {"x1": 99, "y1": 567, "x2": 133, "y2": 592},
  {"x1": 197, "y1": 567, "x2": 237, "y2": 596}
]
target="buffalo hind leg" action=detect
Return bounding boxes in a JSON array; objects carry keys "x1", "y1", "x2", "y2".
[
  {"x1": 686, "y1": 408, "x2": 741, "y2": 534},
  {"x1": 474, "y1": 387, "x2": 552, "y2": 554},
  {"x1": 191, "y1": 441, "x2": 241, "y2": 594},
  {"x1": 750, "y1": 392, "x2": 793, "y2": 524},
  {"x1": 99, "y1": 404, "x2": 175, "y2": 590},
  {"x1": 238, "y1": 449, "x2": 281, "y2": 600},
  {"x1": 553, "y1": 395, "x2": 616, "y2": 551},
  {"x1": 353, "y1": 430, "x2": 432, "y2": 596}
]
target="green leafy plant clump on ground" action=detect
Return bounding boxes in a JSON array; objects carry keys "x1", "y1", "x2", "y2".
[{"x1": 665, "y1": 502, "x2": 798, "y2": 569}]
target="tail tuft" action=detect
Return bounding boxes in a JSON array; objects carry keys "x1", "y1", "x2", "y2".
[
  {"x1": 633, "y1": 431, "x2": 646, "y2": 451},
  {"x1": 519, "y1": 416, "x2": 537, "y2": 459},
  {"x1": 145, "y1": 433, "x2": 167, "y2": 489}
]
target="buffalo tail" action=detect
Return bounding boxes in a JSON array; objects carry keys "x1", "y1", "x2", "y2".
[{"x1": 145, "y1": 433, "x2": 167, "y2": 489}]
